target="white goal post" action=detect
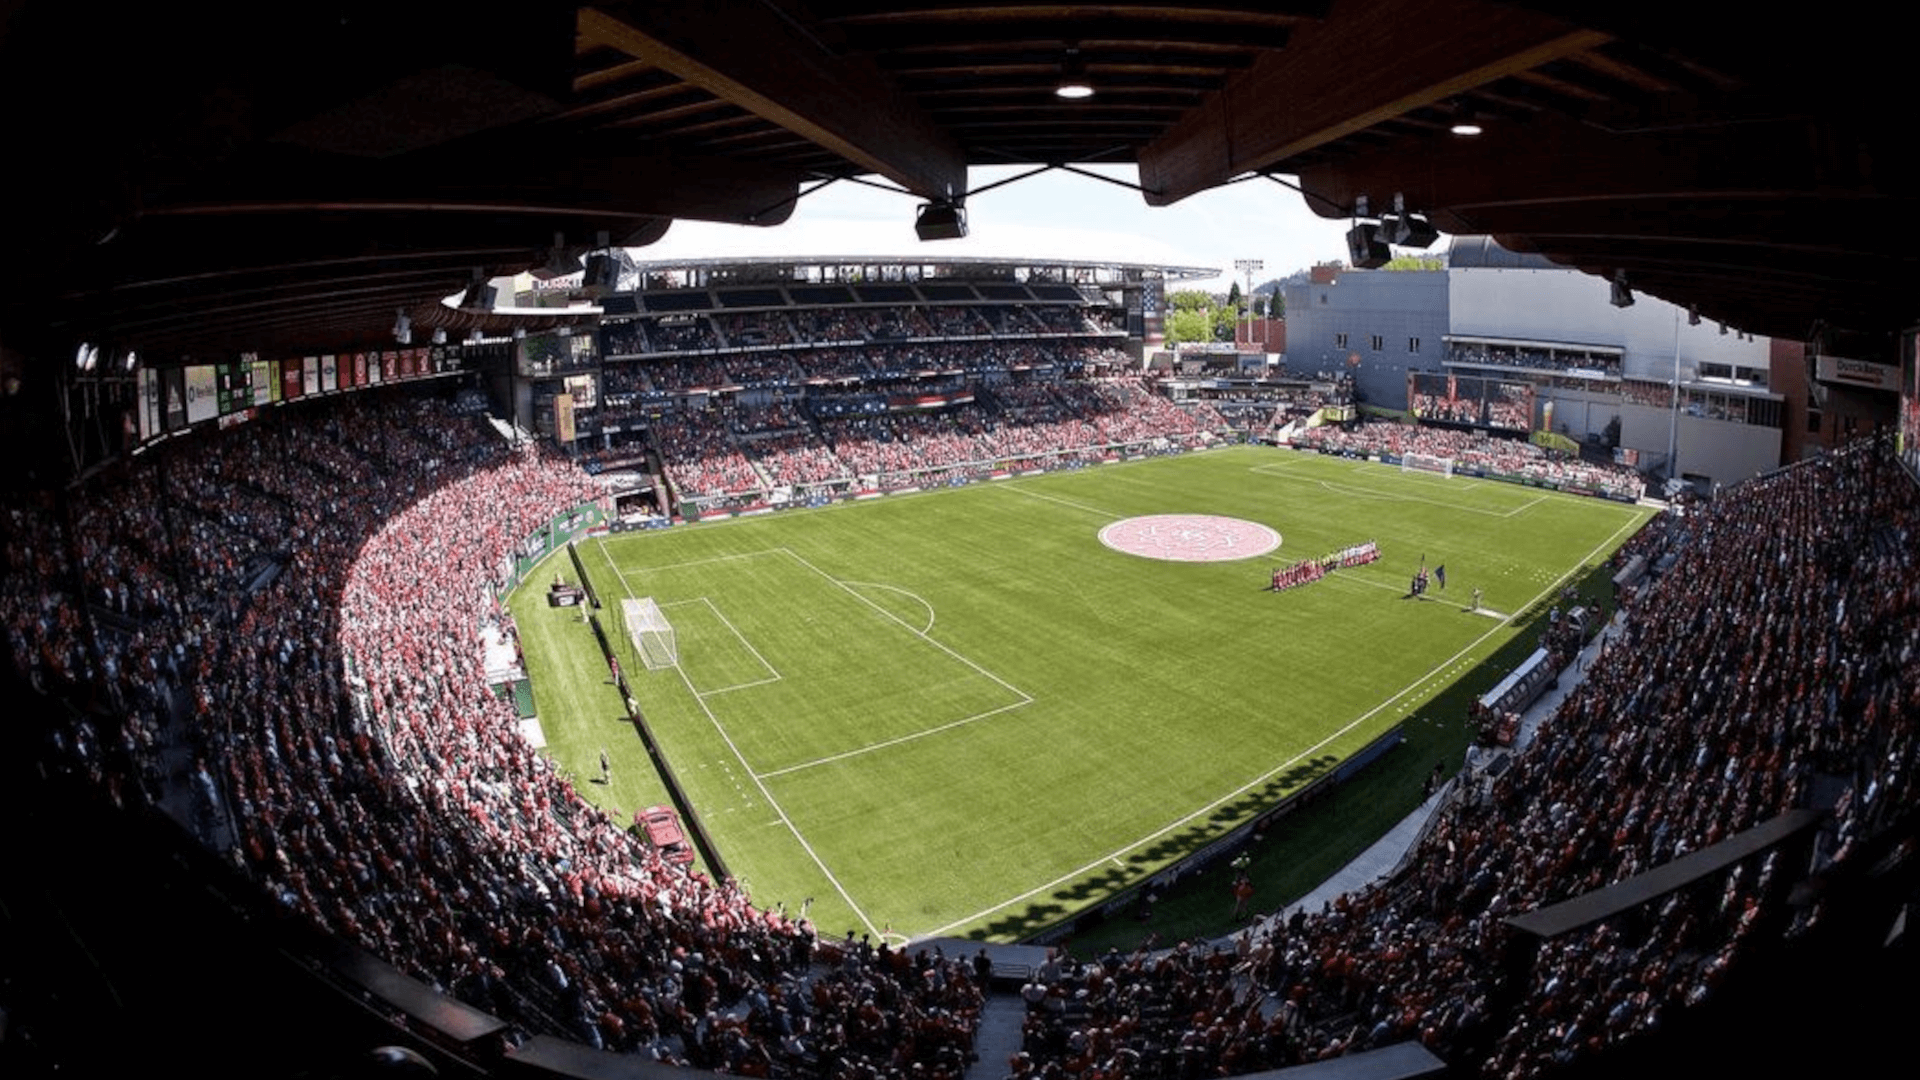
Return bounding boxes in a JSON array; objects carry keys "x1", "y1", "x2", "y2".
[
  {"x1": 1402, "y1": 452, "x2": 1456, "y2": 478},
  {"x1": 622, "y1": 597, "x2": 677, "y2": 670}
]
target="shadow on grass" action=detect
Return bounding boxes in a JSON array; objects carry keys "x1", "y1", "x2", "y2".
[{"x1": 1014, "y1": 558, "x2": 1630, "y2": 954}]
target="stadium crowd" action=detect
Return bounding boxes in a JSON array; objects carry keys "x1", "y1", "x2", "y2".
[
  {"x1": 8, "y1": 362, "x2": 1917, "y2": 1080},
  {"x1": 1293, "y1": 420, "x2": 1644, "y2": 500},
  {"x1": 1013, "y1": 437, "x2": 1918, "y2": 1077},
  {"x1": 8, "y1": 388, "x2": 987, "y2": 1079}
]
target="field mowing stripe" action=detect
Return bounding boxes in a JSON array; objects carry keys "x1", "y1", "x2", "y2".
[
  {"x1": 664, "y1": 660, "x2": 882, "y2": 939},
  {"x1": 611, "y1": 546, "x2": 789, "y2": 577},
  {"x1": 700, "y1": 677, "x2": 784, "y2": 695},
  {"x1": 594, "y1": 539, "x2": 640, "y2": 601},
  {"x1": 693, "y1": 596, "x2": 782, "y2": 683},
  {"x1": 997, "y1": 484, "x2": 1124, "y2": 519},
  {"x1": 1322, "y1": 572, "x2": 1414, "y2": 595},
  {"x1": 922, "y1": 506, "x2": 1651, "y2": 938},
  {"x1": 1248, "y1": 462, "x2": 1556, "y2": 519},
  {"x1": 757, "y1": 698, "x2": 1035, "y2": 779},
  {"x1": 778, "y1": 548, "x2": 1035, "y2": 706},
  {"x1": 598, "y1": 553, "x2": 883, "y2": 939}
]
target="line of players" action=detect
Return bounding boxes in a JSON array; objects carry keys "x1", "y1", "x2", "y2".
[{"x1": 1268, "y1": 539, "x2": 1381, "y2": 592}]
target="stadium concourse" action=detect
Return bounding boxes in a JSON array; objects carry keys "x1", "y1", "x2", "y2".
[{"x1": 3, "y1": 356, "x2": 1917, "y2": 1079}]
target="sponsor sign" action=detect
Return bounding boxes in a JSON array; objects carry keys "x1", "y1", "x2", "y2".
[
  {"x1": 1817, "y1": 355, "x2": 1899, "y2": 391},
  {"x1": 185, "y1": 365, "x2": 219, "y2": 424}
]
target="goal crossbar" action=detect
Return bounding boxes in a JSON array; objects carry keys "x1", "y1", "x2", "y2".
[
  {"x1": 622, "y1": 597, "x2": 677, "y2": 670},
  {"x1": 1402, "y1": 452, "x2": 1455, "y2": 478}
]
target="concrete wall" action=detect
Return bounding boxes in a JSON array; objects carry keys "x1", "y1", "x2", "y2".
[
  {"x1": 1450, "y1": 268, "x2": 1770, "y2": 382},
  {"x1": 1619, "y1": 402, "x2": 1781, "y2": 487},
  {"x1": 1281, "y1": 270, "x2": 1448, "y2": 405}
]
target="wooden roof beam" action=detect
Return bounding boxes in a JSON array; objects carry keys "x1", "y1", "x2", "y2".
[
  {"x1": 1137, "y1": 0, "x2": 1608, "y2": 205},
  {"x1": 579, "y1": 3, "x2": 968, "y2": 200}
]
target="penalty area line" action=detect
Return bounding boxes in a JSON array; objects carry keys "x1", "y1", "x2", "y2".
[{"x1": 668, "y1": 659, "x2": 883, "y2": 941}]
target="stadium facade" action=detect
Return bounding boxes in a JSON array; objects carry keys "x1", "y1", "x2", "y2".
[{"x1": 1282, "y1": 237, "x2": 1902, "y2": 489}]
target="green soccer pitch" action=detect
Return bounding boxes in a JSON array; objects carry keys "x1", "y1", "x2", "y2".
[{"x1": 511, "y1": 444, "x2": 1652, "y2": 943}]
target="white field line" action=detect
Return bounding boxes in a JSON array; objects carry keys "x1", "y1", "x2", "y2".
[
  {"x1": 600, "y1": 555, "x2": 882, "y2": 939},
  {"x1": 997, "y1": 484, "x2": 1125, "y2": 519},
  {"x1": 749, "y1": 548, "x2": 1034, "y2": 774},
  {"x1": 615, "y1": 546, "x2": 789, "y2": 577},
  {"x1": 922, "y1": 506, "x2": 1650, "y2": 938},
  {"x1": 685, "y1": 596, "x2": 782, "y2": 690},
  {"x1": 780, "y1": 548, "x2": 1033, "y2": 704},
  {"x1": 1321, "y1": 572, "x2": 1413, "y2": 595},
  {"x1": 839, "y1": 580, "x2": 937, "y2": 636},
  {"x1": 700, "y1": 677, "x2": 784, "y2": 695},
  {"x1": 758, "y1": 698, "x2": 1037, "y2": 779},
  {"x1": 665, "y1": 659, "x2": 882, "y2": 939}
]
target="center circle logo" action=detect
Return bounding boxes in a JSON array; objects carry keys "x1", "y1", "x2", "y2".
[{"x1": 1098, "y1": 514, "x2": 1280, "y2": 562}]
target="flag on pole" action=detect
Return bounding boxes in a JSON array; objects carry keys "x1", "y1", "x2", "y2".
[{"x1": 1435, "y1": 564, "x2": 1447, "y2": 589}]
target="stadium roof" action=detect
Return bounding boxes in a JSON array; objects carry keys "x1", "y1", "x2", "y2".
[{"x1": 1, "y1": 2, "x2": 1913, "y2": 366}]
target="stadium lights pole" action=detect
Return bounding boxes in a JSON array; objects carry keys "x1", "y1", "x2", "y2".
[
  {"x1": 1234, "y1": 259, "x2": 1263, "y2": 349},
  {"x1": 1668, "y1": 308, "x2": 1682, "y2": 488}
]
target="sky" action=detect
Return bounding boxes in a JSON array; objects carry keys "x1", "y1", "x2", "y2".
[{"x1": 632, "y1": 164, "x2": 1358, "y2": 293}]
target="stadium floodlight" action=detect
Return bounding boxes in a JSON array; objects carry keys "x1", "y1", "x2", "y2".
[
  {"x1": 914, "y1": 199, "x2": 968, "y2": 241},
  {"x1": 531, "y1": 231, "x2": 583, "y2": 280},
  {"x1": 622, "y1": 597, "x2": 677, "y2": 670},
  {"x1": 1346, "y1": 222, "x2": 1390, "y2": 268},
  {"x1": 1610, "y1": 270, "x2": 1634, "y2": 308}
]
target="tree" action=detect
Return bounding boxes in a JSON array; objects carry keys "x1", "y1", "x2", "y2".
[
  {"x1": 1165, "y1": 307, "x2": 1210, "y2": 345},
  {"x1": 1266, "y1": 290, "x2": 1285, "y2": 319},
  {"x1": 1211, "y1": 305, "x2": 1237, "y2": 342},
  {"x1": 1381, "y1": 254, "x2": 1444, "y2": 271},
  {"x1": 1227, "y1": 281, "x2": 1243, "y2": 312},
  {"x1": 1168, "y1": 289, "x2": 1212, "y2": 312}
]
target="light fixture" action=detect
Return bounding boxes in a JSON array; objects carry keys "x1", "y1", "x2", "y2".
[
  {"x1": 512, "y1": 326, "x2": 527, "y2": 340},
  {"x1": 393, "y1": 309, "x2": 412, "y2": 345},
  {"x1": 1055, "y1": 46, "x2": 1094, "y2": 99},
  {"x1": 1609, "y1": 270, "x2": 1634, "y2": 308},
  {"x1": 430, "y1": 327, "x2": 447, "y2": 345},
  {"x1": 582, "y1": 253, "x2": 618, "y2": 300},
  {"x1": 1688, "y1": 305, "x2": 1701, "y2": 326},
  {"x1": 468, "y1": 328, "x2": 484, "y2": 344},
  {"x1": 1377, "y1": 194, "x2": 1440, "y2": 248},
  {"x1": 914, "y1": 198, "x2": 969, "y2": 241},
  {"x1": 74, "y1": 342, "x2": 99, "y2": 371},
  {"x1": 1346, "y1": 223, "x2": 1389, "y2": 268},
  {"x1": 1449, "y1": 102, "x2": 1483, "y2": 137},
  {"x1": 122, "y1": 349, "x2": 139, "y2": 372},
  {"x1": 531, "y1": 231, "x2": 583, "y2": 280}
]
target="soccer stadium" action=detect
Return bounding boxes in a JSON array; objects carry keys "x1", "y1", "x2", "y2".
[{"x1": 1, "y1": 6, "x2": 1917, "y2": 1080}]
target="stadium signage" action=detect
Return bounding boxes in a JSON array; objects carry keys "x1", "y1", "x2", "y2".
[{"x1": 1817, "y1": 355, "x2": 1899, "y2": 391}]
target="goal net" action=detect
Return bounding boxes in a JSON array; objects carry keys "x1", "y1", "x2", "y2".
[
  {"x1": 621, "y1": 597, "x2": 677, "y2": 670},
  {"x1": 1402, "y1": 452, "x2": 1456, "y2": 478}
]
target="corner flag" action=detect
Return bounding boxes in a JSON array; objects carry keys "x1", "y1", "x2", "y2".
[{"x1": 1435, "y1": 564, "x2": 1447, "y2": 589}]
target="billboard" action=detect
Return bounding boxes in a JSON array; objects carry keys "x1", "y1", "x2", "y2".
[
  {"x1": 185, "y1": 365, "x2": 219, "y2": 424},
  {"x1": 1901, "y1": 330, "x2": 1920, "y2": 481}
]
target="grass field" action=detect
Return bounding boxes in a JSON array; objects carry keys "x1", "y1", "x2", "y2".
[{"x1": 510, "y1": 444, "x2": 1652, "y2": 944}]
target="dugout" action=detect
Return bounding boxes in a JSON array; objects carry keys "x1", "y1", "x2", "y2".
[{"x1": 1478, "y1": 647, "x2": 1556, "y2": 718}]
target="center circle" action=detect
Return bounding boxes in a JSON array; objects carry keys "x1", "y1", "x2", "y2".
[{"x1": 1097, "y1": 514, "x2": 1280, "y2": 562}]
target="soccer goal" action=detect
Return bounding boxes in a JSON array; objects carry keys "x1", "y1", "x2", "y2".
[
  {"x1": 621, "y1": 597, "x2": 678, "y2": 670},
  {"x1": 1402, "y1": 452, "x2": 1456, "y2": 478}
]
